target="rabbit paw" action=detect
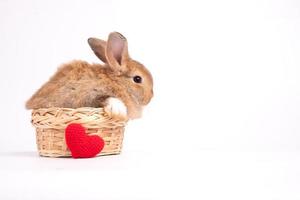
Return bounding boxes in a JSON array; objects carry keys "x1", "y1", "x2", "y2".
[{"x1": 104, "y1": 97, "x2": 127, "y2": 119}]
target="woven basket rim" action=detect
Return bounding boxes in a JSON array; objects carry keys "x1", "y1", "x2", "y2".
[{"x1": 31, "y1": 107, "x2": 128, "y2": 130}]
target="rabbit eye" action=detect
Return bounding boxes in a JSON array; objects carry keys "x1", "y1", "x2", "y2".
[{"x1": 133, "y1": 76, "x2": 142, "y2": 83}]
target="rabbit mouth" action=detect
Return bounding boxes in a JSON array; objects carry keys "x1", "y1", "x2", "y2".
[{"x1": 143, "y1": 92, "x2": 153, "y2": 105}]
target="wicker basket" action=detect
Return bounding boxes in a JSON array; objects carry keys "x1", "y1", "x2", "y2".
[{"x1": 31, "y1": 107, "x2": 127, "y2": 157}]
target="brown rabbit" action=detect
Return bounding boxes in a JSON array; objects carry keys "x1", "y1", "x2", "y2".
[{"x1": 26, "y1": 32, "x2": 153, "y2": 119}]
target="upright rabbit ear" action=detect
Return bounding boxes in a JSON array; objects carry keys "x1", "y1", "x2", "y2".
[
  {"x1": 106, "y1": 32, "x2": 129, "y2": 74},
  {"x1": 88, "y1": 37, "x2": 107, "y2": 63}
]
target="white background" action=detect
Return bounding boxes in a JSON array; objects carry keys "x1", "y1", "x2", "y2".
[{"x1": 0, "y1": 0, "x2": 300, "y2": 199}]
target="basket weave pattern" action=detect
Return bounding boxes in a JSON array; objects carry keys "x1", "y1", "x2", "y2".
[{"x1": 31, "y1": 107, "x2": 127, "y2": 157}]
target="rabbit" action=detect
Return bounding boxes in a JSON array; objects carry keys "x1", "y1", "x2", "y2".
[{"x1": 26, "y1": 32, "x2": 153, "y2": 119}]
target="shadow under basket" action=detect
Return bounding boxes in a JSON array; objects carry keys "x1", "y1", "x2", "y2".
[{"x1": 31, "y1": 107, "x2": 127, "y2": 157}]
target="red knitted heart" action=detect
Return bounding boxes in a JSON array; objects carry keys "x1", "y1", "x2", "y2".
[{"x1": 65, "y1": 123, "x2": 105, "y2": 158}]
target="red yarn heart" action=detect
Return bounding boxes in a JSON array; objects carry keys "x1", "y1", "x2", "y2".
[{"x1": 65, "y1": 123, "x2": 105, "y2": 158}]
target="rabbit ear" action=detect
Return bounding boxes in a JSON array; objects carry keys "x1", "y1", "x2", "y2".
[
  {"x1": 106, "y1": 32, "x2": 129, "y2": 73},
  {"x1": 88, "y1": 37, "x2": 107, "y2": 63}
]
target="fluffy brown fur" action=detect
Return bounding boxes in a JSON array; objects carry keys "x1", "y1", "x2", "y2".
[{"x1": 26, "y1": 32, "x2": 153, "y2": 119}]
